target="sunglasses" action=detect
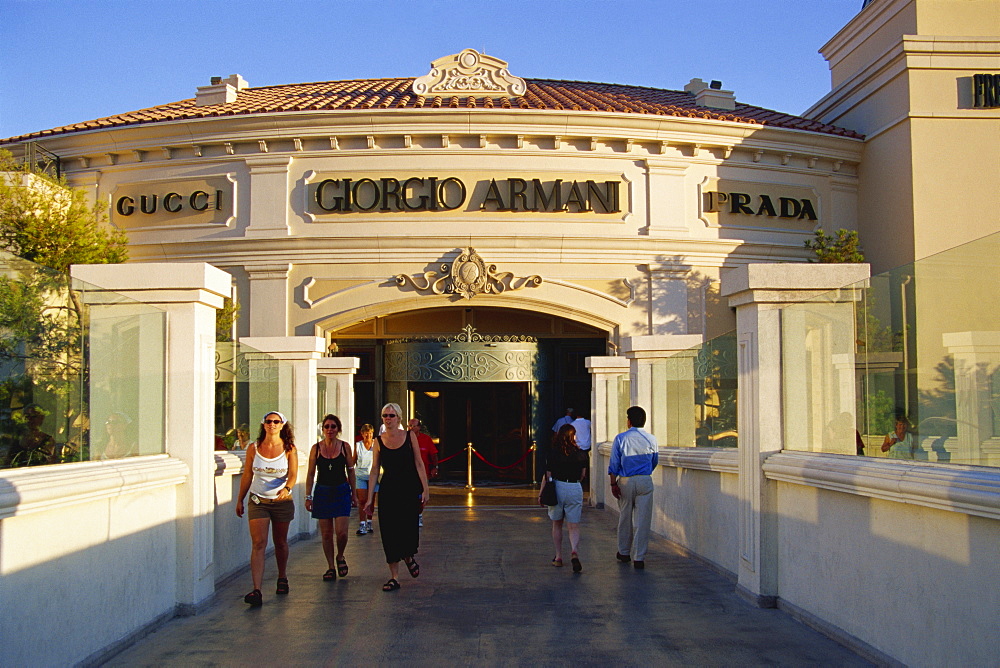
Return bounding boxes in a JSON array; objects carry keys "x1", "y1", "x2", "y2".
[
  {"x1": 264, "y1": 419, "x2": 283, "y2": 425},
  {"x1": 382, "y1": 413, "x2": 396, "y2": 418},
  {"x1": 323, "y1": 424, "x2": 338, "y2": 429}
]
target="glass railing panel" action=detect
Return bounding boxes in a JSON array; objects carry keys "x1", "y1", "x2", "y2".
[
  {"x1": 782, "y1": 230, "x2": 1000, "y2": 467},
  {"x1": 83, "y1": 301, "x2": 166, "y2": 460},
  {"x1": 693, "y1": 331, "x2": 738, "y2": 447},
  {"x1": 0, "y1": 250, "x2": 167, "y2": 467},
  {"x1": 0, "y1": 253, "x2": 84, "y2": 466},
  {"x1": 651, "y1": 330, "x2": 738, "y2": 448},
  {"x1": 214, "y1": 341, "x2": 292, "y2": 451}
]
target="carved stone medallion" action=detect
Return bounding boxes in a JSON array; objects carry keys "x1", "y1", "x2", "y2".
[{"x1": 394, "y1": 247, "x2": 542, "y2": 300}]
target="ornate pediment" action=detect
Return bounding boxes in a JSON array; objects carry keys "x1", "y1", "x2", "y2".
[
  {"x1": 412, "y1": 49, "x2": 527, "y2": 98},
  {"x1": 394, "y1": 247, "x2": 541, "y2": 299}
]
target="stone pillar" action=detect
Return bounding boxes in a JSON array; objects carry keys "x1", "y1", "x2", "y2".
[
  {"x1": 642, "y1": 158, "x2": 689, "y2": 235},
  {"x1": 721, "y1": 262, "x2": 869, "y2": 607},
  {"x1": 943, "y1": 331, "x2": 1000, "y2": 466},
  {"x1": 71, "y1": 262, "x2": 231, "y2": 614},
  {"x1": 239, "y1": 336, "x2": 325, "y2": 538},
  {"x1": 621, "y1": 334, "x2": 704, "y2": 446},
  {"x1": 641, "y1": 264, "x2": 694, "y2": 335},
  {"x1": 586, "y1": 356, "x2": 630, "y2": 508},
  {"x1": 245, "y1": 156, "x2": 291, "y2": 238},
  {"x1": 317, "y1": 357, "x2": 361, "y2": 441},
  {"x1": 246, "y1": 264, "x2": 289, "y2": 337}
]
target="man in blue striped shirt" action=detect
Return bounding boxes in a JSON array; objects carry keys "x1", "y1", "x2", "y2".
[{"x1": 608, "y1": 406, "x2": 658, "y2": 569}]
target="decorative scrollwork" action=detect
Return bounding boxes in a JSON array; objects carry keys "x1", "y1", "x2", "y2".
[
  {"x1": 394, "y1": 247, "x2": 542, "y2": 300},
  {"x1": 413, "y1": 49, "x2": 527, "y2": 97},
  {"x1": 388, "y1": 325, "x2": 537, "y2": 345}
]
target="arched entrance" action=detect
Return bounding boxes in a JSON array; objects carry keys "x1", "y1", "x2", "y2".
[{"x1": 326, "y1": 306, "x2": 608, "y2": 482}]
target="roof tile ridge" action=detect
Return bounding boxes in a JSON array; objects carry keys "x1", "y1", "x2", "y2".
[{"x1": 246, "y1": 76, "x2": 415, "y2": 92}]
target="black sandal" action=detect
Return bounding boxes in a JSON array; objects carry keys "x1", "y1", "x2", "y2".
[
  {"x1": 336, "y1": 557, "x2": 348, "y2": 578},
  {"x1": 571, "y1": 554, "x2": 583, "y2": 573},
  {"x1": 404, "y1": 557, "x2": 420, "y2": 578},
  {"x1": 322, "y1": 569, "x2": 336, "y2": 581},
  {"x1": 276, "y1": 578, "x2": 289, "y2": 595},
  {"x1": 382, "y1": 578, "x2": 400, "y2": 592},
  {"x1": 244, "y1": 589, "x2": 262, "y2": 606}
]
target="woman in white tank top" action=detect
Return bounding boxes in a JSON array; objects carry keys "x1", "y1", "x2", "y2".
[{"x1": 236, "y1": 410, "x2": 298, "y2": 606}]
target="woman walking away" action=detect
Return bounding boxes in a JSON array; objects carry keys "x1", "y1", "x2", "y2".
[
  {"x1": 236, "y1": 411, "x2": 298, "y2": 606},
  {"x1": 305, "y1": 414, "x2": 356, "y2": 581},
  {"x1": 539, "y1": 423, "x2": 587, "y2": 572},
  {"x1": 355, "y1": 424, "x2": 377, "y2": 535},
  {"x1": 363, "y1": 403, "x2": 430, "y2": 592}
]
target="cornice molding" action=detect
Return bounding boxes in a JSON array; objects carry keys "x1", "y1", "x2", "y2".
[
  {"x1": 763, "y1": 451, "x2": 1000, "y2": 521},
  {"x1": 0, "y1": 456, "x2": 189, "y2": 520}
]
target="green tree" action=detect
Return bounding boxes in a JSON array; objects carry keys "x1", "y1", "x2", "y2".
[
  {"x1": 804, "y1": 228, "x2": 865, "y2": 263},
  {"x1": 0, "y1": 149, "x2": 128, "y2": 466},
  {"x1": 0, "y1": 151, "x2": 127, "y2": 270}
]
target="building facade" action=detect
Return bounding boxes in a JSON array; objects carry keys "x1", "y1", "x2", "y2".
[{"x1": 4, "y1": 47, "x2": 866, "y2": 475}]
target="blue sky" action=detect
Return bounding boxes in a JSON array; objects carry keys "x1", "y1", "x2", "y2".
[{"x1": 0, "y1": 1, "x2": 863, "y2": 140}]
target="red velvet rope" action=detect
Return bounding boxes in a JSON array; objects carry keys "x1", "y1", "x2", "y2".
[
  {"x1": 436, "y1": 444, "x2": 536, "y2": 470},
  {"x1": 471, "y1": 446, "x2": 533, "y2": 470},
  {"x1": 436, "y1": 450, "x2": 465, "y2": 464}
]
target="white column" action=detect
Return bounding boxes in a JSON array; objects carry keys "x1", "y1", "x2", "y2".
[
  {"x1": 721, "y1": 262, "x2": 869, "y2": 607},
  {"x1": 246, "y1": 264, "x2": 290, "y2": 337},
  {"x1": 943, "y1": 331, "x2": 1000, "y2": 466},
  {"x1": 317, "y1": 357, "x2": 361, "y2": 441},
  {"x1": 586, "y1": 356, "x2": 630, "y2": 508},
  {"x1": 71, "y1": 262, "x2": 231, "y2": 614},
  {"x1": 239, "y1": 336, "x2": 325, "y2": 538},
  {"x1": 621, "y1": 334, "x2": 703, "y2": 446}
]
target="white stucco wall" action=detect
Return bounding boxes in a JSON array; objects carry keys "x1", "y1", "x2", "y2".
[{"x1": 0, "y1": 458, "x2": 186, "y2": 666}]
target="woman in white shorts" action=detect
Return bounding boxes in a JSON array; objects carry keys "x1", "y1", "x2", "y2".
[
  {"x1": 354, "y1": 424, "x2": 378, "y2": 534},
  {"x1": 538, "y1": 423, "x2": 587, "y2": 573}
]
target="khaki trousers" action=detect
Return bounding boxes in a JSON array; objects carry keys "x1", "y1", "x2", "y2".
[{"x1": 616, "y1": 474, "x2": 654, "y2": 562}]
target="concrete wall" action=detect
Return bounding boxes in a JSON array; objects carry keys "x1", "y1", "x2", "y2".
[{"x1": 0, "y1": 458, "x2": 186, "y2": 666}]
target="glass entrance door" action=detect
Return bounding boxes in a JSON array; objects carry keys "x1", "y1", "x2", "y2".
[{"x1": 411, "y1": 382, "x2": 530, "y2": 483}]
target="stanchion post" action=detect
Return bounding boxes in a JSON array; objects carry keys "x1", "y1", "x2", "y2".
[
  {"x1": 466, "y1": 442, "x2": 474, "y2": 490},
  {"x1": 530, "y1": 440, "x2": 537, "y2": 485}
]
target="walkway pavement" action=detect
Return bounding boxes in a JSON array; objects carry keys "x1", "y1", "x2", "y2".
[{"x1": 105, "y1": 487, "x2": 871, "y2": 667}]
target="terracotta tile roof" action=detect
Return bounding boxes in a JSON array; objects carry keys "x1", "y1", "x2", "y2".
[{"x1": 1, "y1": 78, "x2": 864, "y2": 144}]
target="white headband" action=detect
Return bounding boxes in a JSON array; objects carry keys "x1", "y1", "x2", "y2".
[{"x1": 262, "y1": 411, "x2": 286, "y2": 424}]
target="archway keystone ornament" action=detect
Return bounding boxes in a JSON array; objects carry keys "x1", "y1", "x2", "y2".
[
  {"x1": 394, "y1": 247, "x2": 542, "y2": 299},
  {"x1": 412, "y1": 49, "x2": 527, "y2": 97}
]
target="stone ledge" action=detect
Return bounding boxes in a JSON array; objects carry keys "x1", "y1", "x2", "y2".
[
  {"x1": 659, "y1": 447, "x2": 739, "y2": 474},
  {"x1": 0, "y1": 455, "x2": 189, "y2": 520},
  {"x1": 214, "y1": 451, "x2": 246, "y2": 476},
  {"x1": 763, "y1": 451, "x2": 1000, "y2": 521},
  {"x1": 596, "y1": 443, "x2": 738, "y2": 475}
]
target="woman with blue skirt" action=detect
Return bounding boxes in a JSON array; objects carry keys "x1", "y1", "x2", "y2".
[{"x1": 305, "y1": 414, "x2": 356, "y2": 581}]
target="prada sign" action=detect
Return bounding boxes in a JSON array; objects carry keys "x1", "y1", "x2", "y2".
[
  {"x1": 700, "y1": 179, "x2": 819, "y2": 231},
  {"x1": 309, "y1": 174, "x2": 622, "y2": 215}
]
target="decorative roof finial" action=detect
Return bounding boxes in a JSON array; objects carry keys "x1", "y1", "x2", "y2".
[{"x1": 413, "y1": 49, "x2": 527, "y2": 98}]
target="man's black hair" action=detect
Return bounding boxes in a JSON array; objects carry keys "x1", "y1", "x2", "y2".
[{"x1": 626, "y1": 405, "x2": 646, "y2": 428}]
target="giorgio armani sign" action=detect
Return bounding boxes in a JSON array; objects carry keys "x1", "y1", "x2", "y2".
[{"x1": 308, "y1": 174, "x2": 623, "y2": 216}]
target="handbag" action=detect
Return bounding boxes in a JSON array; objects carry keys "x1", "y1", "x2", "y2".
[{"x1": 540, "y1": 476, "x2": 558, "y2": 506}]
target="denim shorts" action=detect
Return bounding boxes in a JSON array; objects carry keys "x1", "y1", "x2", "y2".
[
  {"x1": 547, "y1": 480, "x2": 583, "y2": 523},
  {"x1": 356, "y1": 476, "x2": 379, "y2": 492}
]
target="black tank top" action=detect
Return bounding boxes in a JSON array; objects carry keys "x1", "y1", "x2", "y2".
[{"x1": 316, "y1": 442, "x2": 348, "y2": 486}]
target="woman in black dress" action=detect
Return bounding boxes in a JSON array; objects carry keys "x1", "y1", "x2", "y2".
[
  {"x1": 363, "y1": 403, "x2": 430, "y2": 591},
  {"x1": 304, "y1": 414, "x2": 356, "y2": 581}
]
